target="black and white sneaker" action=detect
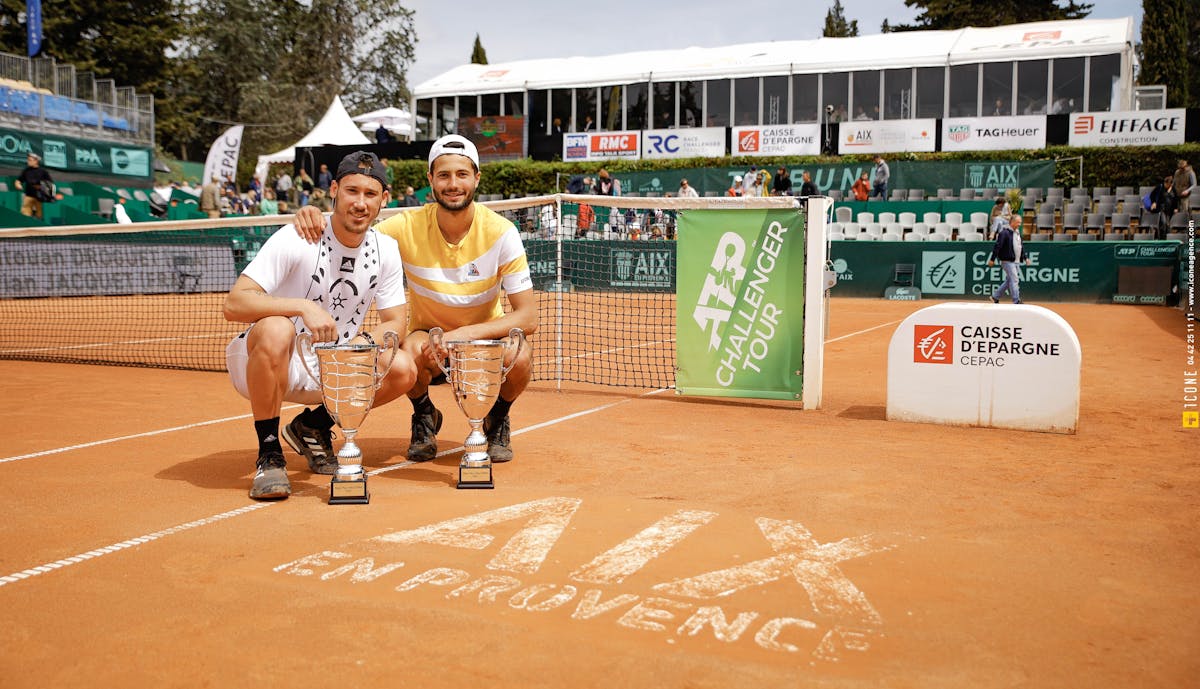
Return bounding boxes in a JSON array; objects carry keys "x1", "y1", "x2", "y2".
[
  {"x1": 250, "y1": 451, "x2": 290, "y2": 500},
  {"x1": 483, "y1": 414, "x2": 513, "y2": 463},
  {"x1": 283, "y1": 413, "x2": 338, "y2": 475},
  {"x1": 406, "y1": 407, "x2": 443, "y2": 462}
]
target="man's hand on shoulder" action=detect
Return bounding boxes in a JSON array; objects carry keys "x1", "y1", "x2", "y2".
[{"x1": 294, "y1": 205, "x2": 326, "y2": 244}]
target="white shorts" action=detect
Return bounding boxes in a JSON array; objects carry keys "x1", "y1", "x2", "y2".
[{"x1": 225, "y1": 325, "x2": 323, "y2": 405}]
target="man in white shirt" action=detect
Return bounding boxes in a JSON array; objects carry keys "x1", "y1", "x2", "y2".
[
  {"x1": 223, "y1": 151, "x2": 417, "y2": 500},
  {"x1": 677, "y1": 178, "x2": 699, "y2": 198}
]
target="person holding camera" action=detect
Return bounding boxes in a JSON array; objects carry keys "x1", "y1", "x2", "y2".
[{"x1": 16, "y1": 152, "x2": 54, "y2": 219}]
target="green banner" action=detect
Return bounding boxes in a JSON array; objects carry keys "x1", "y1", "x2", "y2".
[
  {"x1": 611, "y1": 159, "x2": 1056, "y2": 198},
  {"x1": 827, "y1": 240, "x2": 1182, "y2": 301},
  {"x1": 675, "y1": 209, "x2": 806, "y2": 400},
  {"x1": 0, "y1": 127, "x2": 153, "y2": 179}
]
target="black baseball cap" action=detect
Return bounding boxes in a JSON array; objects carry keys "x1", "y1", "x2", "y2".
[{"x1": 335, "y1": 151, "x2": 388, "y2": 190}]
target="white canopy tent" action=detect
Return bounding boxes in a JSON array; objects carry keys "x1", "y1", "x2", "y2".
[
  {"x1": 411, "y1": 17, "x2": 1135, "y2": 97},
  {"x1": 351, "y1": 106, "x2": 415, "y2": 138},
  {"x1": 255, "y1": 95, "x2": 370, "y2": 182}
]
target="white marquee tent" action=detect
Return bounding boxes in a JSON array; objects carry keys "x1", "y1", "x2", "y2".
[{"x1": 254, "y1": 95, "x2": 370, "y2": 182}]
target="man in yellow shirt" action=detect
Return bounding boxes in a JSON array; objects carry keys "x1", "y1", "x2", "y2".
[{"x1": 294, "y1": 136, "x2": 538, "y2": 463}]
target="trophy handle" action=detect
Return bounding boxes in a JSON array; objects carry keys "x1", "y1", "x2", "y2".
[
  {"x1": 428, "y1": 327, "x2": 452, "y2": 379},
  {"x1": 500, "y1": 328, "x2": 526, "y2": 382},
  {"x1": 373, "y1": 330, "x2": 401, "y2": 388},
  {"x1": 295, "y1": 332, "x2": 321, "y2": 387}
]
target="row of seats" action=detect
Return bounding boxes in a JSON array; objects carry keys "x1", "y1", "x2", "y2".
[
  {"x1": 0, "y1": 85, "x2": 134, "y2": 131},
  {"x1": 1026, "y1": 231, "x2": 1190, "y2": 242},
  {"x1": 828, "y1": 221, "x2": 984, "y2": 242},
  {"x1": 834, "y1": 207, "x2": 991, "y2": 228}
]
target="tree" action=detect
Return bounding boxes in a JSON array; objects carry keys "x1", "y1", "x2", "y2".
[
  {"x1": 823, "y1": 0, "x2": 859, "y2": 37},
  {"x1": 890, "y1": 0, "x2": 1092, "y2": 31},
  {"x1": 1139, "y1": 0, "x2": 1189, "y2": 108},
  {"x1": 470, "y1": 33, "x2": 488, "y2": 64}
]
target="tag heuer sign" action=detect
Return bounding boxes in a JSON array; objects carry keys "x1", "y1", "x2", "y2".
[{"x1": 948, "y1": 125, "x2": 971, "y2": 143}]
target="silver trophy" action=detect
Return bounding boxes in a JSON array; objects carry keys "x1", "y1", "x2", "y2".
[
  {"x1": 297, "y1": 330, "x2": 400, "y2": 504},
  {"x1": 429, "y1": 327, "x2": 526, "y2": 489}
]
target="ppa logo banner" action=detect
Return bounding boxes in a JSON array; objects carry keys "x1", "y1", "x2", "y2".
[{"x1": 675, "y1": 209, "x2": 807, "y2": 400}]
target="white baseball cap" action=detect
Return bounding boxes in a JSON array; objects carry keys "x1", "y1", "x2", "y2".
[{"x1": 428, "y1": 134, "x2": 480, "y2": 171}]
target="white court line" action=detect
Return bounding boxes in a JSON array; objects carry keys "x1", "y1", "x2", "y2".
[
  {"x1": 825, "y1": 319, "x2": 903, "y2": 344},
  {"x1": 0, "y1": 389, "x2": 669, "y2": 590},
  {"x1": 0, "y1": 332, "x2": 231, "y2": 355}
]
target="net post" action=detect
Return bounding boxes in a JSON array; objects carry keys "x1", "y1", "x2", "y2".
[
  {"x1": 554, "y1": 194, "x2": 564, "y2": 390},
  {"x1": 802, "y1": 196, "x2": 831, "y2": 410}
]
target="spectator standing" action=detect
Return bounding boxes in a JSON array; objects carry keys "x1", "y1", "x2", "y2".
[
  {"x1": 297, "y1": 169, "x2": 315, "y2": 206},
  {"x1": 1146, "y1": 176, "x2": 1176, "y2": 236},
  {"x1": 258, "y1": 188, "x2": 279, "y2": 216},
  {"x1": 376, "y1": 124, "x2": 392, "y2": 144},
  {"x1": 798, "y1": 171, "x2": 818, "y2": 197},
  {"x1": 987, "y1": 215, "x2": 1029, "y2": 304},
  {"x1": 15, "y1": 152, "x2": 53, "y2": 219},
  {"x1": 741, "y1": 166, "x2": 758, "y2": 196},
  {"x1": 1172, "y1": 159, "x2": 1195, "y2": 208},
  {"x1": 594, "y1": 169, "x2": 616, "y2": 196},
  {"x1": 677, "y1": 178, "x2": 699, "y2": 198},
  {"x1": 400, "y1": 186, "x2": 421, "y2": 207},
  {"x1": 772, "y1": 167, "x2": 793, "y2": 196},
  {"x1": 199, "y1": 175, "x2": 222, "y2": 219},
  {"x1": 851, "y1": 171, "x2": 870, "y2": 201},
  {"x1": 757, "y1": 168, "x2": 772, "y2": 197},
  {"x1": 316, "y1": 163, "x2": 332, "y2": 192},
  {"x1": 871, "y1": 155, "x2": 889, "y2": 199},
  {"x1": 275, "y1": 170, "x2": 293, "y2": 207}
]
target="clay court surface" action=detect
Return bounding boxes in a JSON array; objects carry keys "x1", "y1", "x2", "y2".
[{"x1": 1, "y1": 298, "x2": 1196, "y2": 688}]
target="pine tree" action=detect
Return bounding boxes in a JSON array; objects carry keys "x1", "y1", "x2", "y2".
[
  {"x1": 470, "y1": 34, "x2": 488, "y2": 65},
  {"x1": 1139, "y1": 0, "x2": 1189, "y2": 108},
  {"x1": 891, "y1": 0, "x2": 1092, "y2": 31},
  {"x1": 823, "y1": 0, "x2": 859, "y2": 37}
]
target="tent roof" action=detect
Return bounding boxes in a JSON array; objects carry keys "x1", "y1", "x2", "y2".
[
  {"x1": 256, "y1": 96, "x2": 370, "y2": 174},
  {"x1": 412, "y1": 17, "x2": 1134, "y2": 98}
]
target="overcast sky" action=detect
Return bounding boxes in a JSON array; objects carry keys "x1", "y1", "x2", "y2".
[{"x1": 403, "y1": 0, "x2": 1144, "y2": 89}]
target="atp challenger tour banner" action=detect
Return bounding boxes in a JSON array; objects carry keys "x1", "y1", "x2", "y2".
[{"x1": 676, "y1": 209, "x2": 806, "y2": 400}]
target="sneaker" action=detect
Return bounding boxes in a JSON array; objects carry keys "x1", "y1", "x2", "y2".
[
  {"x1": 250, "y1": 451, "x2": 290, "y2": 500},
  {"x1": 483, "y1": 414, "x2": 513, "y2": 463},
  {"x1": 991, "y1": 296, "x2": 999, "y2": 304},
  {"x1": 283, "y1": 413, "x2": 338, "y2": 475},
  {"x1": 407, "y1": 406, "x2": 443, "y2": 462}
]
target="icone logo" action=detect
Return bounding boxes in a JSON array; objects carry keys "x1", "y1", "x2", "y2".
[
  {"x1": 592, "y1": 134, "x2": 636, "y2": 152},
  {"x1": 913, "y1": 325, "x2": 952, "y2": 364},
  {"x1": 646, "y1": 134, "x2": 679, "y2": 154},
  {"x1": 1074, "y1": 116, "x2": 1094, "y2": 134},
  {"x1": 693, "y1": 232, "x2": 747, "y2": 351},
  {"x1": 738, "y1": 131, "x2": 760, "y2": 153}
]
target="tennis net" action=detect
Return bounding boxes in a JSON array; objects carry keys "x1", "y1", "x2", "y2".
[{"x1": 0, "y1": 195, "x2": 799, "y2": 388}]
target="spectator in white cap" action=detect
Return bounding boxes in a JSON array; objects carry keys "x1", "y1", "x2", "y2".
[
  {"x1": 727, "y1": 175, "x2": 743, "y2": 197},
  {"x1": 291, "y1": 134, "x2": 538, "y2": 466}
]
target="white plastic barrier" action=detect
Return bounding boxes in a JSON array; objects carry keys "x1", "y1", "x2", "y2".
[{"x1": 886, "y1": 303, "x2": 1081, "y2": 433}]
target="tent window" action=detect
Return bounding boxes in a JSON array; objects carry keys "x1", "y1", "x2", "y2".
[
  {"x1": 652, "y1": 82, "x2": 674, "y2": 129},
  {"x1": 763, "y1": 75, "x2": 787, "y2": 125},
  {"x1": 626, "y1": 83, "x2": 648, "y2": 130},
  {"x1": 601, "y1": 85, "x2": 621, "y2": 131},
  {"x1": 883, "y1": 68, "x2": 911, "y2": 119},
  {"x1": 503, "y1": 92, "x2": 524, "y2": 118},
  {"x1": 574, "y1": 88, "x2": 596, "y2": 131},
  {"x1": 733, "y1": 77, "x2": 758, "y2": 126},
  {"x1": 1088, "y1": 54, "x2": 1120, "y2": 112},
  {"x1": 982, "y1": 62, "x2": 1013, "y2": 116},
  {"x1": 851, "y1": 70, "x2": 879, "y2": 121},
  {"x1": 1016, "y1": 60, "x2": 1048, "y2": 114},
  {"x1": 822, "y1": 72, "x2": 848, "y2": 122},
  {"x1": 792, "y1": 73, "x2": 818, "y2": 123},
  {"x1": 949, "y1": 63, "x2": 979, "y2": 117},
  {"x1": 527, "y1": 89, "x2": 548, "y2": 133},
  {"x1": 438, "y1": 97, "x2": 457, "y2": 135},
  {"x1": 915, "y1": 67, "x2": 943, "y2": 118},
  {"x1": 705, "y1": 79, "x2": 730, "y2": 127},
  {"x1": 680, "y1": 81, "x2": 702, "y2": 127},
  {"x1": 1051, "y1": 57, "x2": 1084, "y2": 114},
  {"x1": 480, "y1": 94, "x2": 500, "y2": 117},
  {"x1": 550, "y1": 88, "x2": 571, "y2": 132},
  {"x1": 416, "y1": 98, "x2": 434, "y2": 139}
]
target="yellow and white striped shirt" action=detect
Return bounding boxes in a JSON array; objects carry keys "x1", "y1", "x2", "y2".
[{"x1": 375, "y1": 203, "x2": 532, "y2": 333}]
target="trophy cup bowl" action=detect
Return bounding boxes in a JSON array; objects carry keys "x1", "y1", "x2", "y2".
[
  {"x1": 297, "y1": 330, "x2": 400, "y2": 504},
  {"x1": 429, "y1": 327, "x2": 525, "y2": 489}
]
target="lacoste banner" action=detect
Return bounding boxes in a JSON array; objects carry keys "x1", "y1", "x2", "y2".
[{"x1": 676, "y1": 209, "x2": 806, "y2": 400}]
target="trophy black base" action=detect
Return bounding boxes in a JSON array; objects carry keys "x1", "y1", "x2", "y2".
[
  {"x1": 329, "y1": 474, "x2": 370, "y2": 504},
  {"x1": 457, "y1": 463, "x2": 494, "y2": 490}
]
